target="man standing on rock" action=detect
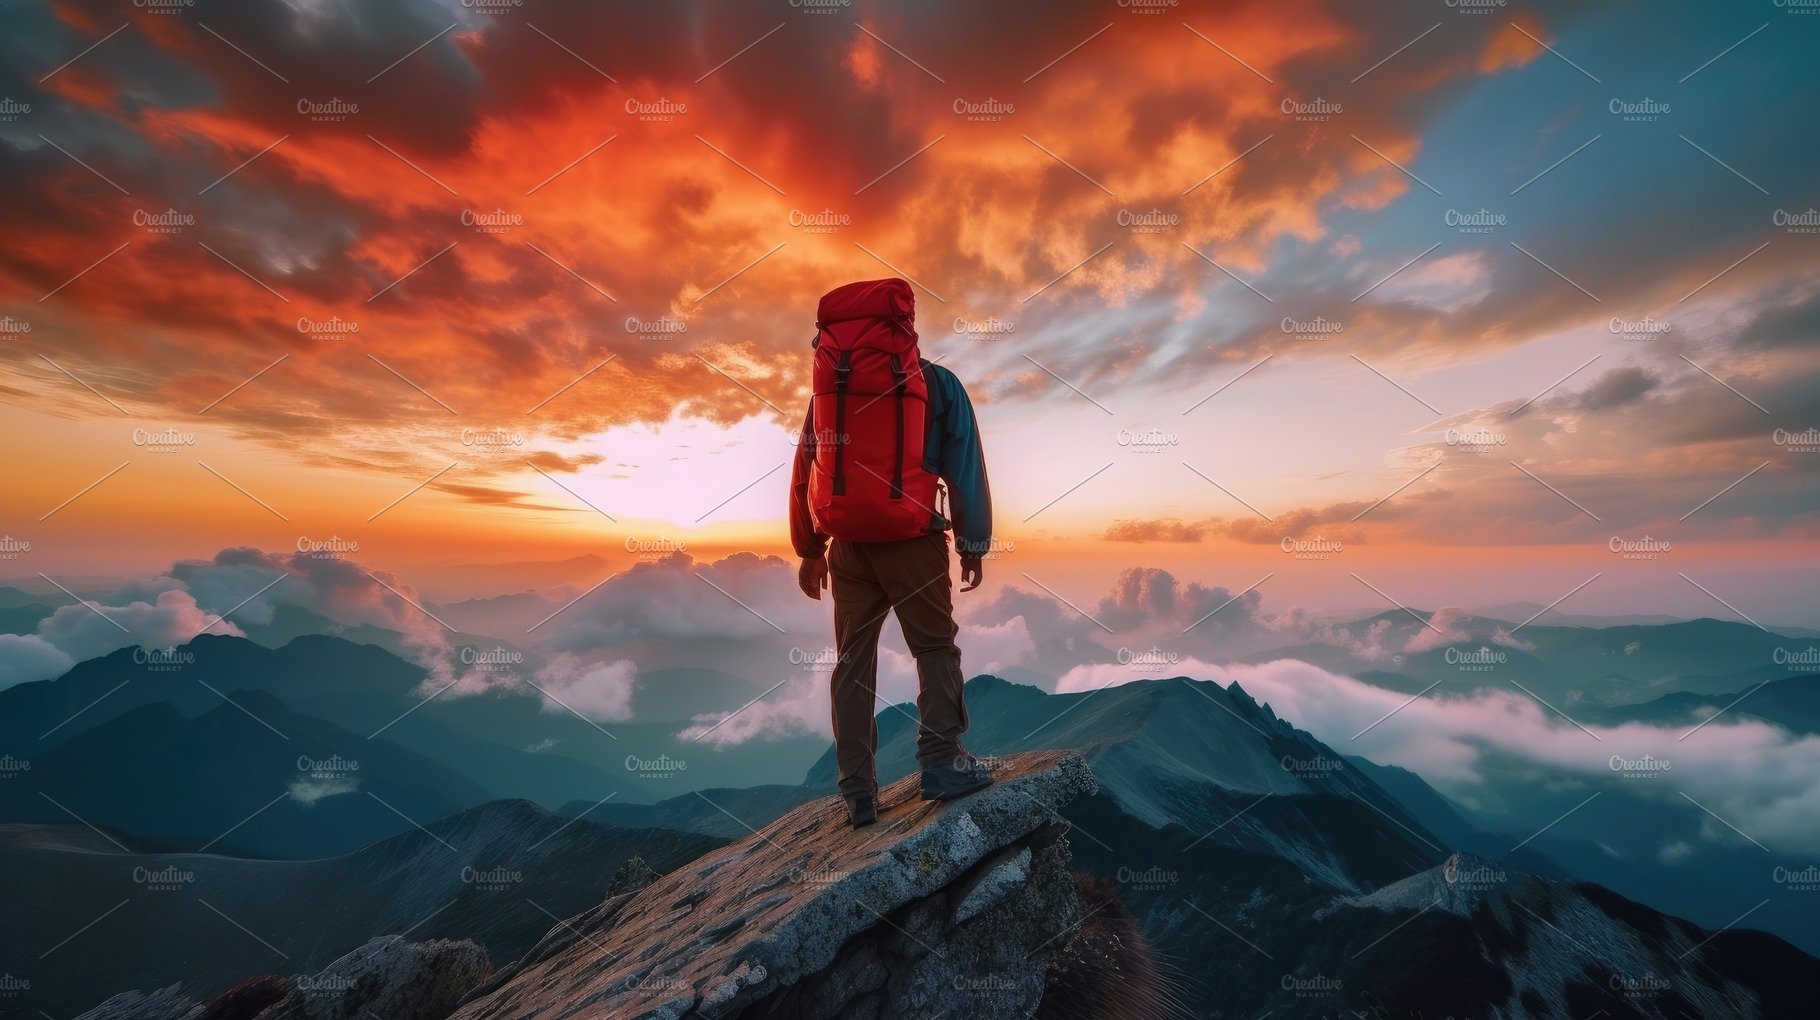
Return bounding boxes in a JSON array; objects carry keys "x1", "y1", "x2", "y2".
[{"x1": 789, "y1": 278, "x2": 996, "y2": 828}]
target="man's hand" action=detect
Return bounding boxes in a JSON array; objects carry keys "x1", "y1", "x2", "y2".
[
  {"x1": 959, "y1": 556, "x2": 983, "y2": 593},
  {"x1": 798, "y1": 555, "x2": 828, "y2": 600}
]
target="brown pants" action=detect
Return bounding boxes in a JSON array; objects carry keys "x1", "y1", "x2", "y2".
[{"x1": 828, "y1": 531, "x2": 969, "y2": 801}]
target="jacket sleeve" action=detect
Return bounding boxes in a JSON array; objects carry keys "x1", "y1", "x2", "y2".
[
  {"x1": 789, "y1": 406, "x2": 828, "y2": 558},
  {"x1": 931, "y1": 369, "x2": 993, "y2": 558}
]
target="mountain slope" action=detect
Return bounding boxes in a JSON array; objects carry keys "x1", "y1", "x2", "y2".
[
  {"x1": 624, "y1": 666, "x2": 768, "y2": 723},
  {"x1": 1060, "y1": 786, "x2": 1820, "y2": 1018},
  {"x1": 0, "y1": 635, "x2": 635, "y2": 807},
  {"x1": 1251, "y1": 615, "x2": 1808, "y2": 707},
  {"x1": 0, "y1": 600, "x2": 53, "y2": 635},
  {"x1": 1312, "y1": 854, "x2": 1820, "y2": 1017},
  {"x1": 0, "y1": 802, "x2": 722, "y2": 1018},
  {"x1": 1583, "y1": 673, "x2": 1820, "y2": 734},
  {"x1": 0, "y1": 691, "x2": 491, "y2": 858}
]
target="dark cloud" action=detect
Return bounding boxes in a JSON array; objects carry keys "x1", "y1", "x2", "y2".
[
  {"x1": 1739, "y1": 285, "x2": 1820, "y2": 351},
  {"x1": 526, "y1": 449, "x2": 606, "y2": 473},
  {"x1": 1095, "y1": 566, "x2": 1265, "y2": 634},
  {"x1": 1568, "y1": 366, "x2": 1658, "y2": 411},
  {"x1": 1103, "y1": 518, "x2": 1207, "y2": 543}
]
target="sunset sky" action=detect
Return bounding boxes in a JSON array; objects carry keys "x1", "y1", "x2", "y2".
[{"x1": 2, "y1": 0, "x2": 1816, "y2": 624}]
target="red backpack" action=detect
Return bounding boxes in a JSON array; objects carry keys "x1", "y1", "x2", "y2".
[{"x1": 806, "y1": 278, "x2": 940, "y2": 542}]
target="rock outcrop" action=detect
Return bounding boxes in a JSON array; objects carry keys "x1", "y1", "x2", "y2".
[
  {"x1": 255, "y1": 936, "x2": 492, "y2": 1020},
  {"x1": 73, "y1": 984, "x2": 197, "y2": 1020},
  {"x1": 452, "y1": 750, "x2": 1098, "y2": 1020},
  {"x1": 73, "y1": 936, "x2": 491, "y2": 1020}
]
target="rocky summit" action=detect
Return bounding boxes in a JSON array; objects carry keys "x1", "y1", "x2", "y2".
[{"x1": 450, "y1": 750, "x2": 1099, "y2": 1020}]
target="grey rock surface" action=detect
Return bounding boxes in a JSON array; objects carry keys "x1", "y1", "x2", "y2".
[
  {"x1": 73, "y1": 985, "x2": 196, "y2": 1020},
  {"x1": 255, "y1": 936, "x2": 490, "y2": 1020}
]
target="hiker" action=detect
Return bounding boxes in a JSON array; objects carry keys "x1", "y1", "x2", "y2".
[{"x1": 789, "y1": 278, "x2": 995, "y2": 828}]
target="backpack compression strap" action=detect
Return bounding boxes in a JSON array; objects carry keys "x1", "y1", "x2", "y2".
[
  {"x1": 889, "y1": 354, "x2": 906, "y2": 500},
  {"x1": 831, "y1": 349, "x2": 851, "y2": 496}
]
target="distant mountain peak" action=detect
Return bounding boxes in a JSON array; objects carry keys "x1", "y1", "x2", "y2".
[
  {"x1": 187, "y1": 631, "x2": 250, "y2": 648},
  {"x1": 1326, "y1": 852, "x2": 1530, "y2": 919},
  {"x1": 427, "y1": 797, "x2": 551, "y2": 835},
  {"x1": 1223, "y1": 677, "x2": 1258, "y2": 706},
  {"x1": 962, "y1": 673, "x2": 1047, "y2": 698}
]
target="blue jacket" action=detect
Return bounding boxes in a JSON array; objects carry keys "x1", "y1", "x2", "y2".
[{"x1": 790, "y1": 360, "x2": 993, "y2": 558}]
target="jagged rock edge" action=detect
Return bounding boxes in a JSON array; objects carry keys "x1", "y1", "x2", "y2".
[{"x1": 667, "y1": 752, "x2": 1096, "y2": 1018}]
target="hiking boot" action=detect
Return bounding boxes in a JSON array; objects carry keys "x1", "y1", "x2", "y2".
[
  {"x1": 846, "y1": 794, "x2": 877, "y2": 828},
  {"x1": 919, "y1": 753, "x2": 995, "y2": 801}
]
